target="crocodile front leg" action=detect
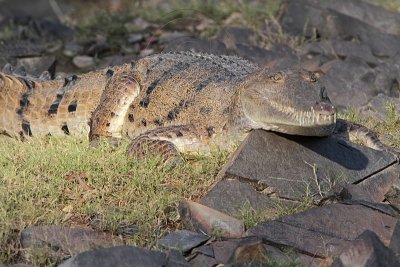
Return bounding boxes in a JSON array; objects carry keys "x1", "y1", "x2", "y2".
[
  {"x1": 89, "y1": 70, "x2": 140, "y2": 146},
  {"x1": 127, "y1": 125, "x2": 209, "y2": 164}
]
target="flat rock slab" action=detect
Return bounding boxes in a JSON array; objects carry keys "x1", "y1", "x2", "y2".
[
  {"x1": 390, "y1": 221, "x2": 400, "y2": 260},
  {"x1": 330, "y1": 164, "x2": 400, "y2": 204},
  {"x1": 246, "y1": 203, "x2": 398, "y2": 257},
  {"x1": 179, "y1": 200, "x2": 244, "y2": 238},
  {"x1": 189, "y1": 237, "x2": 269, "y2": 266},
  {"x1": 191, "y1": 241, "x2": 329, "y2": 267},
  {"x1": 385, "y1": 176, "x2": 400, "y2": 206},
  {"x1": 200, "y1": 177, "x2": 298, "y2": 216},
  {"x1": 331, "y1": 230, "x2": 399, "y2": 267},
  {"x1": 206, "y1": 130, "x2": 396, "y2": 204},
  {"x1": 281, "y1": 0, "x2": 400, "y2": 47},
  {"x1": 59, "y1": 245, "x2": 189, "y2": 267},
  {"x1": 20, "y1": 225, "x2": 123, "y2": 256},
  {"x1": 158, "y1": 230, "x2": 209, "y2": 253},
  {"x1": 280, "y1": 0, "x2": 400, "y2": 36}
]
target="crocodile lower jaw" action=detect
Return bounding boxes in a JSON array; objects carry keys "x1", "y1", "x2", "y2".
[{"x1": 265, "y1": 122, "x2": 336, "y2": 137}]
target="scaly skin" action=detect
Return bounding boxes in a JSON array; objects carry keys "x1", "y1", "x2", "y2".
[{"x1": 1, "y1": 51, "x2": 338, "y2": 159}]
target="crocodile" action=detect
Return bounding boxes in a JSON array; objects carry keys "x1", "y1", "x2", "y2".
[{"x1": 0, "y1": 51, "x2": 344, "y2": 161}]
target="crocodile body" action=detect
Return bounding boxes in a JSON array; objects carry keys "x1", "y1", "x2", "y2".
[{"x1": 0, "y1": 51, "x2": 337, "y2": 158}]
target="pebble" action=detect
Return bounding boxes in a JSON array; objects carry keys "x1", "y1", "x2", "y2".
[{"x1": 73, "y1": 55, "x2": 95, "y2": 69}]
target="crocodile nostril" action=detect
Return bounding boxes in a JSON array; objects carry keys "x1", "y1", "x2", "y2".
[
  {"x1": 313, "y1": 102, "x2": 336, "y2": 116},
  {"x1": 320, "y1": 87, "x2": 329, "y2": 100}
]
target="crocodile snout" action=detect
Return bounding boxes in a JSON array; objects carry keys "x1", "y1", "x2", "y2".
[{"x1": 312, "y1": 101, "x2": 336, "y2": 116}]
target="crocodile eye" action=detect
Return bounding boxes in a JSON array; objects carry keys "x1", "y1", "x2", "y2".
[
  {"x1": 310, "y1": 72, "x2": 319, "y2": 82},
  {"x1": 270, "y1": 72, "x2": 283, "y2": 82}
]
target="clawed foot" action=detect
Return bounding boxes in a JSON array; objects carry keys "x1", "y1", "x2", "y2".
[{"x1": 127, "y1": 136, "x2": 185, "y2": 166}]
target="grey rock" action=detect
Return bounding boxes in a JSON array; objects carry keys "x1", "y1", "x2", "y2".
[
  {"x1": 246, "y1": 203, "x2": 398, "y2": 257},
  {"x1": 158, "y1": 31, "x2": 191, "y2": 44},
  {"x1": 280, "y1": 0, "x2": 400, "y2": 57},
  {"x1": 390, "y1": 221, "x2": 400, "y2": 260},
  {"x1": 192, "y1": 244, "x2": 214, "y2": 258},
  {"x1": 37, "y1": 19, "x2": 75, "y2": 41},
  {"x1": 358, "y1": 93, "x2": 400, "y2": 121},
  {"x1": 64, "y1": 42, "x2": 84, "y2": 58},
  {"x1": 341, "y1": 200, "x2": 400, "y2": 218},
  {"x1": 124, "y1": 17, "x2": 153, "y2": 32},
  {"x1": 233, "y1": 43, "x2": 299, "y2": 67},
  {"x1": 317, "y1": 9, "x2": 400, "y2": 58},
  {"x1": 2, "y1": 63, "x2": 13, "y2": 74},
  {"x1": 158, "y1": 230, "x2": 209, "y2": 253},
  {"x1": 97, "y1": 55, "x2": 137, "y2": 69},
  {"x1": 212, "y1": 240, "x2": 242, "y2": 264},
  {"x1": 20, "y1": 225, "x2": 123, "y2": 256},
  {"x1": 0, "y1": 0, "x2": 67, "y2": 19},
  {"x1": 321, "y1": 57, "x2": 382, "y2": 110},
  {"x1": 86, "y1": 41, "x2": 110, "y2": 56},
  {"x1": 189, "y1": 253, "x2": 218, "y2": 267},
  {"x1": 127, "y1": 33, "x2": 144, "y2": 44},
  {"x1": 386, "y1": 178, "x2": 400, "y2": 206},
  {"x1": 200, "y1": 177, "x2": 297, "y2": 216},
  {"x1": 0, "y1": 41, "x2": 46, "y2": 59},
  {"x1": 165, "y1": 250, "x2": 191, "y2": 267},
  {"x1": 72, "y1": 55, "x2": 95, "y2": 69},
  {"x1": 373, "y1": 54, "x2": 400, "y2": 97},
  {"x1": 336, "y1": 164, "x2": 400, "y2": 202},
  {"x1": 163, "y1": 36, "x2": 228, "y2": 55},
  {"x1": 278, "y1": 203, "x2": 398, "y2": 241},
  {"x1": 220, "y1": 130, "x2": 396, "y2": 202},
  {"x1": 139, "y1": 48, "x2": 155, "y2": 57},
  {"x1": 331, "y1": 230, "x2": 399, "y2": 267},
  {"x1": 300, "y1": 40, "x2": 378, "y2": 66},
  {"x1": 59, "y1": 245, "x2": 166, "y2": 267},
  {"x1": 248, "y1": 219, "x2": 349, "y2": 257},
  {"x1": 191, "y1": 237, "x2": 276, "y2": 265},
  {"x1": 217, "y1": 27, "x2": 258, "y2": 48},
  {"x1": 179, "y1": 200, "x2": 244, "y2": 238},
  {"x1": 299, "y1": 0, "x2": 400, "y2": 36},
  {"x1": 227, "y1": 237, "x2": 269, "y2": 264},
  {"x1": 16, "y1": 56, "x2": 56, "y2": 77},
  {"x1": 14, "y1": 65, "x2": 26, "y2": 76}
]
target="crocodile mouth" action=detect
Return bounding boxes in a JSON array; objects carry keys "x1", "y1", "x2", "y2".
[
  {"x1": 263, "y1": 101, "x2": 337, "y2": 136},
  {"x1": 293, "y1": 108, "x2": 337, "y2": 127}
]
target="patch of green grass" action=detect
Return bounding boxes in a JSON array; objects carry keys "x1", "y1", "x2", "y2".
[
  {"x1": 0, "y1": 21, "x2": 16, "y2": 41},
  {"x1": 237, "y1": 202, "x2": 275, "y2": 229},
  {"x1": 363, "y1": 0, "x2": 400, "y2": 11},
  {"x1": 274, "y1": 195, "x2": 315, "y2": 219},
  {"x1": 0, "y1": 136, "x2": 228, "y2": 265},
  {"x1": 239, "y1": 254, "x2": 304, "y2": 267}
]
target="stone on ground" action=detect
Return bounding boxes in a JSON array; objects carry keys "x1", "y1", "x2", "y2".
[
  {"x1": 179, "y1": 200, "x2": 244, "y2": 238},
  {"x1": 20, "y1": 225, "x2": 123, "y2": 257},
  {"x1": 331, "y1": 230, "x2": 399, "y2": 267},
  {"x1": 158, "y1": 230, "x2": 209, "y2": 253},
  {"x1": 59, "y1": 245, "x2": 188, "y2": 267},
  {"x1": 246, "y1": 203, "x2": 398, "y2": 257}
]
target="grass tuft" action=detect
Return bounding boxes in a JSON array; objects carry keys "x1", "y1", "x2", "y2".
[{"x1": 0, "y1": 136, "x2": 228, "y2": 265}]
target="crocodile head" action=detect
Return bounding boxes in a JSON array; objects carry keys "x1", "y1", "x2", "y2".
[{"x1": 239, "y1": 68, "x2": 336, "y2": 136}]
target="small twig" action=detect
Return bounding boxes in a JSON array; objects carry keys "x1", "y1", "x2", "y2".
[{"x1": 304, "y1": 161, "x2": 323, "y2": 198}]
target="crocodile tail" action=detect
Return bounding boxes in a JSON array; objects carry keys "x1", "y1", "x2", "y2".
[
  {"x1": 0, "y1": 70, "x2": 109, "y2": 138},
  {"x1": 0, "y1": 72, "x2": 30, "y2": 137}
]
